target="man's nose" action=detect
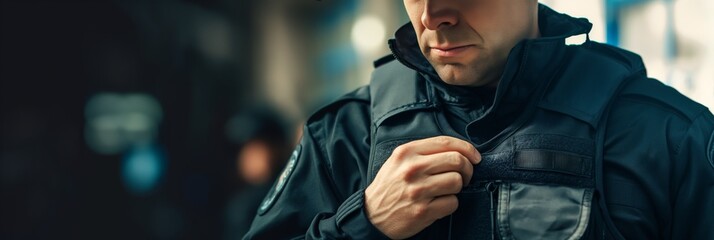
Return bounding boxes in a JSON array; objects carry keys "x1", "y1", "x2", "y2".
[{"x1": 421, "y1": 0, "x2": 458, "y2": 30}]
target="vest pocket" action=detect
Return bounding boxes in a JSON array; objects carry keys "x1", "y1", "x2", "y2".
[{"x1": 497, "y1": 182, "x2": 593, "y2": 240}]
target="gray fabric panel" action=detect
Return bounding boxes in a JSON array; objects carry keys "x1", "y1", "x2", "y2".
[{"x1": 498, "y1": 183, "x2": 592, "y2": 240}]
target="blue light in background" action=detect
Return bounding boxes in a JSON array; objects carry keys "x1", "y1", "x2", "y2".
[
  {"x1": 318, "y1": 44, "x2": 358, "y2": 101},
  {"x1": 604, "y1": 0, "x2": 652, "y2": 46},
  {"x1": 122, "y1": 145, "x2": 166, "y2": 196},
  {"x1": 319, "y1": 44, "x2": 358, "y2": 80},
  {"x1": 316, "y1": 0, "x2": 358, "y2": 31}
]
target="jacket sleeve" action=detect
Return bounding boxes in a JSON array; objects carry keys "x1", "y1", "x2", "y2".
[
  {"x1": 604, "y1": 77, "x2": 714, "y2": 238},
  {"x1": 243, "y1": 118, "x2": 387, "y2": 239},
  {"x1": 669, "y1": 111, "x2": 714, "y2": 238}
]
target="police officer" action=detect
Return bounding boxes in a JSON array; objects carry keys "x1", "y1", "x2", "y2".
[{"x1": 245, "y1": 1, "x2": 714, "y2": 239}]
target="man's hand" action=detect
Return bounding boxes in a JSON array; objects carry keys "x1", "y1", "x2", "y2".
[{"x1": 364, "y1": 136, "x2": 482, "y2": 239}]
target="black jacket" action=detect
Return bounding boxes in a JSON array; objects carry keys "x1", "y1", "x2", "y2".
[{"x1": 245, "y1": 5, "x2": 714, "y2": 239}]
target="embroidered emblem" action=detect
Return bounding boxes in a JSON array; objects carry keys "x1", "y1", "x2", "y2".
[
  {"x1": 259, "y1": 144, "x2": 301, "y2": 215},
  {"x1": 707, "y1": 132, "x2": 714, "y2": 168}
]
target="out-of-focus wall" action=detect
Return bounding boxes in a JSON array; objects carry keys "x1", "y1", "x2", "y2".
[
  {"x1": 672, "y1": 0, "x2": 714, "y2": 109},
  {"x1": 256, "y1": 0, "x2": 407, "y2": 120},
  {"x1": 1, "y1": 1, "x2": 259, "y2": 239},
  {"x1": 541, "y1": 0, "x2": 607, "y2": 43},
  {"x1": 544, "y1": 0, "x2": 713, "y2": 110}
]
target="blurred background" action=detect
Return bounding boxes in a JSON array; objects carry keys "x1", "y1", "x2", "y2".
[{"x1": 1, "y1": 0, "x2": 712, "y2": 239}]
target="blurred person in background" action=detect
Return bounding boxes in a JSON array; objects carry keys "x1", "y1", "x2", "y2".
[
  {"x1": 223, "y1": 107, "x2": 293, "y2": 240},
  {"x1": 245, "y1": 0, "x2": 714, "y2": 239}
]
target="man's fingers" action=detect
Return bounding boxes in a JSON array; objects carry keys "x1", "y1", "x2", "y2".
[
  {"x1": 404, "y1": 136, "x2": 481, "y2": 164},
  {"x1": 419, "y1": 151, "x2": 473, "y2": 185},
  {"x1": 417, "y1": 171, "x2": 464, "y2": 197},
  {"x1": 427, "y1": 194, "x2": 459, "y2": 220}
]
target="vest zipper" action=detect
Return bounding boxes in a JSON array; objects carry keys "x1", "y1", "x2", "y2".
[{"x1": 485, "y1": 181, "x2": 500, "y2": 240}]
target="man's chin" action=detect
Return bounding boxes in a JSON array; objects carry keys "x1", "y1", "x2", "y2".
[
  {"x1": 440, "y1": 78, "x2": 476, "y2": 87},
  {"x1": 435, "y1": 65, "x2": 471, "y2": 86},
  {"x1": 434, "y1": 63, "x2": 500, "y2": 87}
]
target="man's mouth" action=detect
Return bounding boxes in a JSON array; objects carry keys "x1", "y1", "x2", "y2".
[{"x1": 430, "y1": 45, "x2": 475, "y2": 58}]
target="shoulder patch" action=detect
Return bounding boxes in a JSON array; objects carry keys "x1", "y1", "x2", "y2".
[
  {"x1": 258, "y1": 144, "x2": 301, "y2": 215},
  {"x1": 707, "y1": 132, "x2": 714, "y2": 168}
]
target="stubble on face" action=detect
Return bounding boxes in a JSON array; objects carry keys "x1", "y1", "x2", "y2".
[
  {"x1": 419, "y1": 24, "x2": 502, "y2": 87},
  {"x1": 405, "y1": 0, "x2": 539, "y2": 88}
]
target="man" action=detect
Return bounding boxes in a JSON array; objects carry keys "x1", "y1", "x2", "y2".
[
  {"x1": 245, "y1": 1, "x2": 714, "y2": 239},
  {"x1": 223, "y1": 108, "x2": 292, "y2": 239}
]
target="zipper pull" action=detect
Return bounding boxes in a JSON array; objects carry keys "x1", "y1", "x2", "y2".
[{"x1": 485, "y1": 181, "x2": 500, "y2": 240}]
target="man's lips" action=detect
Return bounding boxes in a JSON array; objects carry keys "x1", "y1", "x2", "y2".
[{"x1": 430, "y1": 45, "x2": 475, "y2": 57}]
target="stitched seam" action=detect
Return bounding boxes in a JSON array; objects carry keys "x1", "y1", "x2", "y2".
[
  {"x1": 708, "y1": 130, "x2": 714, "y2": 170},
  {"x1": 335, "y1": 191, "x2": 362, "y2": 224},
  {"x1": 605, "y1": 202, "x2": 647, "y2": 210},
  {"x1": 569, "y1": 189, "x2": 593, "y2": 240},
  {"x1": 306, "y1": 123, "x2": 344, "y2": 204},
  {"x1": 373, "y1": 102, "x2": 433, "y2": 126},
  {"x1": 672, "y1": 110, "x2": 707, "y2": 156},
  {"x1": 618, "y1": 96, "x2": 697, "y2": 126}
]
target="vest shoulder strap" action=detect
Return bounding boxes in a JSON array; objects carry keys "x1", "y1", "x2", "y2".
[
  {"x1": 305, "y1": 86, "x2": 370, "y2": 125},
  {"x1": 538, "y1": 42, "x2": 646, "y2": 127},
  {"x1": 369, "y1": 59, "x2": 434, "y2": 127},
  {"x1": 578, "y1": 43, "x2": 646, "y2": 240}
]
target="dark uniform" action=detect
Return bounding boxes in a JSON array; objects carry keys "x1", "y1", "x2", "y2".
[{"x1": 245, "y1": 5, "x2": 714, "y2": 239}]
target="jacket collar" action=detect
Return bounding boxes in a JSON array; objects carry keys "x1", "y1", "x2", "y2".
[
  {"x1": 389, "y1": 4, "x2": 592, "y2": 80},
  {"x1": 377, "y1": 4, "x2": 592, "y2": 125}
]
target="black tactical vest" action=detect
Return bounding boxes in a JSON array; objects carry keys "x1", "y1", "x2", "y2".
[{"x1": 365, "y1": 39, "x2": 645, "y2": 239}]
